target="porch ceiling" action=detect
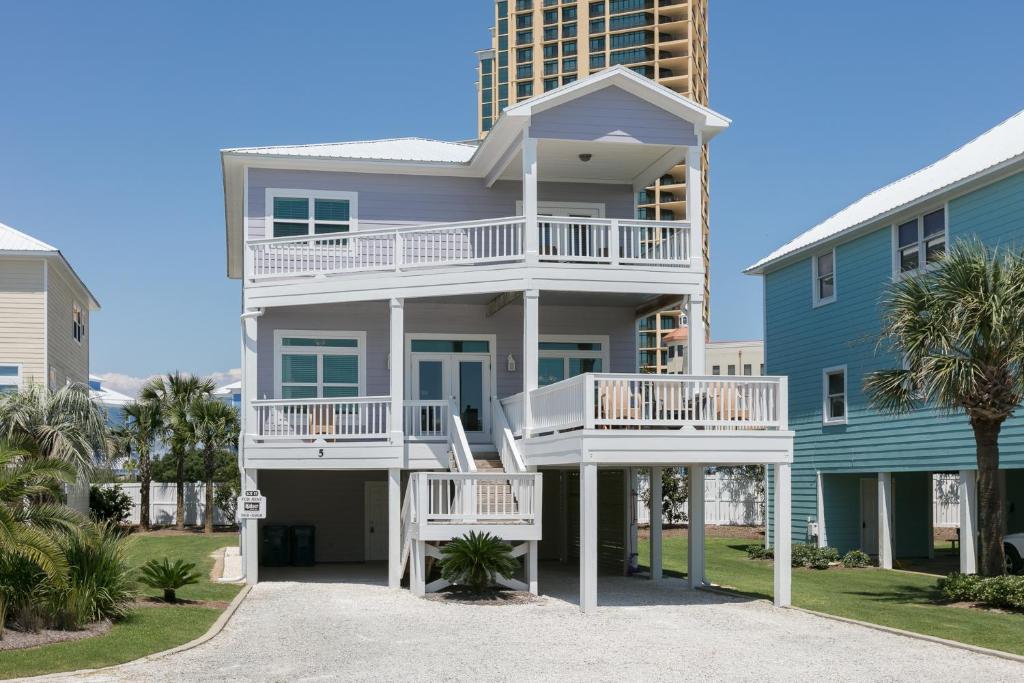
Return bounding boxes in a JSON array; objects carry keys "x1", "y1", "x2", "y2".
[
  {"x1": 498, "y1": 139, "x2": 684, "y2": 185},
  {"x1": 413, "y1": 290, "x2": 673, "y2": 308}
]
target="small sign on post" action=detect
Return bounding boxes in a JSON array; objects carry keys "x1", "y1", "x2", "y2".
[{"x1": 237, "y1": 490, "x2": 267, "y2": 520}]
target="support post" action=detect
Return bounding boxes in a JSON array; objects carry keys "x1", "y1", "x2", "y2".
[
  {"x1": 627, "y1": 468, "x2": 638, "y2": 574},
  {"x1": 687, "y1": 465, "x2": 705, "y2": 588},
  {"x1": 650, "y1": 467, "x2": 663, "y2": 580},
  {"x1": 687, "y1": 295, "x2": 706, "y2": 375},
  {"x1": 242, "y1": 467, "x2": 259, "y2": 584},
  {"x1": 927, "y1": 473, "x2": 935, "y2": 560},
  {"x1": 773, "y1": 463, "x2": 792, "y2": 607},
  {"x1": 522, "y1": 134, "x2": 539, "y2": 264},
  {"x1": 389, "y1": 298, "x2": 405, "y2": 458},
  {"x1": 388, "y1": 468, "x2": 401, "y2": 588},
  {"x1": 559, "y1": 470, "x2": 569, "y2": 563},
  {"x1": 815, "y1": 471, "x2": 827, "y2": 548},
  {"x1": 522, "y1": 289, "x2": 539, "y2": 436},
  {"x1": 240, "y1": 309, "x2": 260, "y2": 585},
  {"x1": 959, "y1": 469, "x2": 978, "y2": 574},
  {"x1": 685, "y1": 143, "x2": 702, "y2": 263},
  {"x1": 410, "y1": 541, "x2": 426, "y2": 596},
  {"x1": 527, "y1": 540, "x2": 538, "y2": 595},
  {"x1": 580, "y1": 462, "x2": 598, "y2": 612},
  {"x1": 878, "y1": 472, "x2": 894, "y2": 570}
]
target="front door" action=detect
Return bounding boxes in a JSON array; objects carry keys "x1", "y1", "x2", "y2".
[
  {"x1": 364, "y1": 481, "x2": 388, "y2": 561},
  {"x1": 411, "y1": 353, "x2": 491, "y2": 441},
  {"x1": 860, "y1": 478, "x2": 878, "y2": 554}
]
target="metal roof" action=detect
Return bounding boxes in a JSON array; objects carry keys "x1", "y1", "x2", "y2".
[
  {"x1": 0, "y1": 221, "x2": 58, "y2": 252},
  {"x1": 747, "y1": 109, "x2": 1024, "y2": 274},
  {"x1": 223, "y1": 137, "x2": 478, "y2": 164}
]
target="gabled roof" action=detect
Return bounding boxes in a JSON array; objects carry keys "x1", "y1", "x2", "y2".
[
  {"x1": 223, "y1": 137, "x2": 477, "y2": 164},
  {"x1": 213, "y1": 380, "x2": 241, "y2": 396},
  {"x1": 89, "y1": 375, "x2": 133, "y2": 407},
  {"x1": 0, "y1": 221, "x2": 58, "y2": 252},
  {"x1": 747, "y1": 109, "x2": 1024, "y2": 274}
]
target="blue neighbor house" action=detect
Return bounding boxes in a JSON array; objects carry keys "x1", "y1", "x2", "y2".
[{"x1": 747, "y1": 110, "x2": 1024, "y2": 574}]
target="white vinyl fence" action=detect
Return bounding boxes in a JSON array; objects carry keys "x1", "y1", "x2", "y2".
[
  {"x1": 97, "y1": 482, "x2": 230, "y2": 526},
  {"x1": 636, "y1": 471, "x2": 764, "y2": 526},
  {"x1": 933, "y1": 473, "x2": 960, "y2": 528}
]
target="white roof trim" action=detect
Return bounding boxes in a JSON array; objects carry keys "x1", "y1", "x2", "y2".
[
  {"x1": 0, "y1": 221, "x2": 58, "y2": 251},
  {"x1": 747, "y1": 109, "x2": 1024, "y2": 274}
]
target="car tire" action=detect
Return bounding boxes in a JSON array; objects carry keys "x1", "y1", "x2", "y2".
[{"x1": 1005, "y1": 544, "x2": 1023, "y2": 575}]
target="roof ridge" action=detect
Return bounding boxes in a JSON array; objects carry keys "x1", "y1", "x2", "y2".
[
  {"x1": 0, "y1": 221, "x2": 58, "y2": 251},
  {"x1": 223, "y1": 136, "x2": 477, "y2": 153}
]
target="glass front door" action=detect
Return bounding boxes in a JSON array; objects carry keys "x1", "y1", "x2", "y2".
[{"x1": 411, "y1": 352, "x2": 491, "y2": 439}]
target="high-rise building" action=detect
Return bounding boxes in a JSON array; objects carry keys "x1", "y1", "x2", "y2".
[{"x1": 476, "y1": 0, "x2": 710, "y2": 328}]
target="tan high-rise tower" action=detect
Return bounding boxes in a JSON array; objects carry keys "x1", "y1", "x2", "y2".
[{"x1": 475, "y1": 0, "x2": 710, "y2": 333}]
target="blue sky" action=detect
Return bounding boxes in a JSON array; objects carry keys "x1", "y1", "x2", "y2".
[{"x1": 1, "y1": 1, "x2": 1022, "y2": 393}]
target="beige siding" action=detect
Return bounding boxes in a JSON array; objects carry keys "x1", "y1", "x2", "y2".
[
  {"x1": 46, "y1": 262, "x2": 90, "y2": 386},
  {"x1": 0, "y1": 258, "x2": 46, "y2": 386}
]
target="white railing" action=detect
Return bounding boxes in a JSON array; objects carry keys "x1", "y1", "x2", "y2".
[
  {"x1": 253, "y1": 396, "x2": 390, "y2": 440},
  {"x1": 447, "y1": 399, "x2": 477, "y2": 472},
  {"x1": 491, "y1": 397, "x2": 527, "y2": 474},
  {"x1": 500, "y1": 392, "x2": 525, "y2": 437},
  {"x1": 523, "y1": 374, "x2": 787, "y2": 434},
  {"x1": 415, "y1": 472, "x2": 540, "y2": 523},
  {"x1": 404, "y1": 400, "x2": 449, "y2": 441},
  {"x1": 246, "y1": 215, "x2": 690, "y2": 279}
]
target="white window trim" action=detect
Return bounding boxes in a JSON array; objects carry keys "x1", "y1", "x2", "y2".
[
  {"x1": 822, "y1": 364, "x2": 848, "y2": 426},
  {"x1": 264, "y1": 188, "x2": 359, "y2": 240},
  {"x1": 0, "y1": 362, "x2": 22, "y2": 394},
  {"x1": 890, "y1": 202, "x2": 949, "y2": 279},
  {"x1": 539, "y1": 334, "x2": 610, "y2": 382},
  {"x1": 72, "y1": 302, "x2": 85, "y2": 345},
  {"x1": 811, "y1": 248, "x2": 836, "y2": 307},
  {"x1": 272, "y1": 330, "x2": 367, "y2": 400}
]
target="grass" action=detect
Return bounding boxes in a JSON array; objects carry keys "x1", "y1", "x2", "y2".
[
  {"x1": 639, "y1": 534, "x2": 1024, "y2": 656},
  {"x1": 0, "y1": 530, "x2": 241, "y2": 680}
]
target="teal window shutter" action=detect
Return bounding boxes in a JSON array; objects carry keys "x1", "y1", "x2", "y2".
[
  {"x1": 314, "y1": 199, "x2": 350, "y2": 221},
  {"x1": 274, "y1": 197, "x2": 309, "y2": 219},
  {"x1": 323, "y1": 355, "x2": 358, "y2": 384},
  {"x1": 281, "y1": 354, "x2": 317, "y2": 384}
]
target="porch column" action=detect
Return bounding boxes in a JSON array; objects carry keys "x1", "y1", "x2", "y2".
[
  {"x1": 878, "y1": 472, "x2": 894, "y2": 570},
  {"x1": 773, "y1": 463, "x2": 792, "y2": 607},
  {"x1": 627, "y1": 468, "x2": 638, "y2": 574},
  {"x1": 650, "y1": 467, "x2": 663, "y2": 580},
  {"x1": 242, "y1": 467, "x2": 259, "y2": 584},
  {"x1": 959, "y1": 469, "x2": 978, "y2": 573},
  {"x1": 580, "y1": 462, "x2": 598, "y2": 612},
  {"x1": 526, "y1": 541, "x2": 539, "y2": 595},
  {"x1": 410, "y1": 540, "x2": 426, "y2": 596},
  {"x1": 815, "y1": 471, "x2": 828, "y2": 548},
  {"x1": 522, "y1": 134, "x2": 539, "y2": 264},
  {"x1": 687, "y1": 295, "x2": 706, "y2": 375},
  {"x1": 687, "y1": 465, "x2": 706, "y2": 588},
  {"x1": 388, "y1": 468, "x2": 402, "y2": 588},
  {"x1": 685, "y1": 143, "x2": 702, "y2": 264},
  {"x1": 522, "y1": 289, "x2": 540, "y2": 435},
  {"x1": 389, "y1": 298, "x2": 405, "y2": 456}
]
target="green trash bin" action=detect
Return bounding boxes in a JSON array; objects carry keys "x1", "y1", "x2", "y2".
[
  {"x1": 262, "y1": 525, "x2": 290, "y2": 567},
  {"x1": 290, "y1": 525, "x2": 315, "y2": 566}
]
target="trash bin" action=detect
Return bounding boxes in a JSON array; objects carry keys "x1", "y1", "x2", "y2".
[
  {"x1": 262, "y1": 525, "x2": 290, "y2": 567},
  {"x1": 290, "y1": 525, "x2": 316, "y2": 566}
]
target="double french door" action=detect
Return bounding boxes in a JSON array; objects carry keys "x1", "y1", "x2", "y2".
[{"x1": 411, "y1": 353, "x2": 491, "y2": 441}]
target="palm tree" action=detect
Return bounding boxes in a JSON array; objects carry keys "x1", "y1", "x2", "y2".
[
  {"x1": 141, "y1": 373, "x2": 214, "y2": 530},
  {"x1": 180, "y1": 397, "x2": 239, "y2": 533},
  {"x1": 0, "y1": 440, "x2": 82, "y2": 579},
  {"x1": 865, "y1": 241, "x2": 1024, "y2": 576},
  {"x1": 114, "y1": 400, "x2": 163, "y2": 530}
]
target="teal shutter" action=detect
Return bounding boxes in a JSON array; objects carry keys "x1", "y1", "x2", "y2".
[{"x1": 323, "y1": 355, "x2": 358, "y2": 384}]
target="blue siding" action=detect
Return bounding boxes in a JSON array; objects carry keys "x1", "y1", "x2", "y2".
[{"x1": 764, "y1": 170, "x2": 1024, "y2": 550}]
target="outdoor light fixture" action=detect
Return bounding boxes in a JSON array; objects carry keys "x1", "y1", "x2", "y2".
[
  {"x1": 578, "y1": 153, "x2": 593, "y2": 162},
  {"x1": 507, "y1": 354, "x2": 517, "y2": 372}
]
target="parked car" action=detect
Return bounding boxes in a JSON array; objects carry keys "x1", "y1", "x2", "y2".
[{"x1": 1006, "y1": 533, "x2": 1024, "y2": 574}]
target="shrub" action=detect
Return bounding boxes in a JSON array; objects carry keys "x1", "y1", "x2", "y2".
[
  {"x1": 842, "y1": 549, "x2": 872, "y2": 568},
  {"x1": 138, "y1": 558, "x2": 201, "y2": 602},
  {"x1": 792, "y1": 544, "x2": 839, "y2": 569},
  {"x1": 935, "y1": 572, "x2": 1024, "y2": 610},
  {"x1": 937, "y1": 572, "x2": 983, "y2": 602},
  {"x1": 438, "y1": 531, "x2": 520, "y2": 593},
  {"x1": 214, "y1": 480, "x2": 239, "y2": 523},
  {"x1": 89, "y1": 485, "x2": 132, "y2": 526},
  {"x1": 0, "y1": 555, "x2": 48, "y2": 634},
  {"x1": 746, "y1": 544, "x2": 773, "y2": 560}
]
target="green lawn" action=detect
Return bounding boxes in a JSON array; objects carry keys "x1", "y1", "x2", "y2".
[
  {"x1": 0, "y1": 531, "x2": 242, "y2": 680},
  {"x1": 639, "y1": 535, "x2": 1024, "y2": 656}
]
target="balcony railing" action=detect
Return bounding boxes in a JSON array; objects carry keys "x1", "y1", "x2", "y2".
[
  {"x1": 246, "y1": 215, "x2": 690, "y2": 280},
  {"x1": 253, "y1": 396, "x2": 391, "y2": 440},
  {"x1": 412, "y1": 472, "x2": 540, "y2": 524}
]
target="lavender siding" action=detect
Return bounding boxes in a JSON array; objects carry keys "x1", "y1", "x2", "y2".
[
  {"x1": 529, "y1": 86, "x2": 698, "y2": 146},
  {"x1": 257, "y1": 300, "x2": 637, "y2": 399},
  {"x1": 247, "y1": 169, "x2": 633, "y2": 240}
]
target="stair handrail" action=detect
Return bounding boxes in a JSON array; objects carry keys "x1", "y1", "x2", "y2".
[
  {"x1": 399, "y1": 474, "x2": 416, "y2": 579},
  {"x1": 447, "y1": 399, "x2": 477, "y2": 473},
  {"x1": 491, "y1": 396, "x2": 527, "y2": 474}
]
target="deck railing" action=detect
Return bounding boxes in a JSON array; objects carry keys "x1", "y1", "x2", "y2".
[
  {"x1": 403, "y1": 400, "x2": 449, "y2": 441},
  {"x1": 499, "y1": 392, "x2": 525, "y2": 437},
  {"x1": 253, "y1": 396, "x2": 391, "y2": 440},
  {"x1": 246, "y1": 215, "x2": 690, "y2": 280},
  {"x1": 415, "y1": 472, "x2": 540, "y2": 524}
]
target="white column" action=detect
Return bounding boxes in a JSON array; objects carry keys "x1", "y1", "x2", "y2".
[
  {"x1": 815, "y1": 472, "x2": 827, "y2": 548},
  {"x1": 389, "y1": 298, "x2": 405, "y2": 456},
  {"x1": 927, "y1": 474, "x2": 935, "y2": 560},
  {"x1": 388, "y1": 468, "x2": 402, "y2": 588},
  {"x1": 410, "y1": 541, "x2": 426, "y2": 596},
  {"x1": 687, "y1": 295, "x2": 706, "y2": 376},
  {"x1": 522, "y1": 289, "x2": 540, "y2": 436},
  {"x1": 522, "y1": 134, "x2": 539, "y2": 264},
  {"x1": 580, "y1": 462, "x2": 598, "y2": 612},
  {"x1": 878, "y1": 472, "x2": 894, "y2": 570},
  {"x1": 559, "y1": 471, "x2": 569, "y2": 563},
  {"x1": 242, "y1": 467, "x2": 259, "y2": 584},
  {"x1": 687, "y1": 465, "x2": 706, "y2": 588},
  {"x1": 959, "y1": 469, "x2": 978, "y2": 574},
  {"x1": 527, "y1": 541, "x2": 539, "y2": 595},
  {"x1": 685, "y1": 144, "x2": 702, "y2": 261},
  {"x1": 627, "y1": 468, "x2": 638, "y2": 573},
  {"x1": 773, "y1": 463, "x2": 792, "y2": 607},
  {"x1": 650, "y1": 467, "x2": 663, "y2": 580}
]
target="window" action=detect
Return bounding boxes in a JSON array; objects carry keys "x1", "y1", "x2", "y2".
[
  {"x1": 543, "y1": 43, "x2": 559, "y2": 58},
  {"x1": 275, "y1": 331, "x2": 364, "y2": 399},
  {"x1": 516, "y1": 81, "x2": 533, "y2": 97},
  {"x1": 895, "y1": 207, "x2": 946, "y2": 275},
  {"x1": 72, "y1": 303, "x2": 86, "y2": 344},
  {"x1": 562, "y1": 5, "x2": 577, "y2": 20},
  {"x1": 589, "y1": 36, "x2": 605, "y2": 51},
  {"x1": 517, "y1": 47, "x2": 533, "y2": 62},
  {"x1": 562, "y1": 58, "x2": 577, "y2": 72},
  {"x1": 590, "y1": 18, "x2": 605, "y2": 32},
  {"x1": 743, "y1": 364, "x2": 752, "y2": 376},
  {"x1": 822, "y1": 366, "x2": 847, "y2": 425},
  {"x1": 538, "y1": 338, "x2": 607, "y2": 386},
  {"x1": 562, "y1": 39, "x2": 577, "y2": 55},
  {"x1": 562, "y1": 75, "x2": 577, "y2": 85},
  {"x1": 543, "y1": 9, "x2": 558, "y2": 23},
  {"x1": 516, "y1": 30, "x2": 533, "y2": 45},
  {"x1": 544, "y1": 26, "x2": 558, "y2": 40},
  {"x1": 516, "y1": 64, "x2": 533, "y2": 78},
  {"x1": 727, "y1": 364, "x2": 736, "y2": 375},
  {"x1": 812, "y1": 249, "x2": 836, "y2": 306},
  {"x1": 590, "y1": 54, "x2": 606, "y2": 69},
  {"x1": 711, "y1": 365, "x2": 721, "y2": 376},
  {"x1": 543, "y1": 77, "x2": 558, "y2": 91},
  {"x1": 0, "y1": 365, "x2": 21, "y2": 395},
  {"x1": 590, "y1": 2, "x2": 605, "y2": 15},
  {"x1": 562, "y1": 23, "x2": 577, "y2": 38},
  {"x1": 267, "y1": 190, "x2": 356, "y2": 239},
  {"x1": 516, "y1": 13, "x2": 532, "y2": 28}
]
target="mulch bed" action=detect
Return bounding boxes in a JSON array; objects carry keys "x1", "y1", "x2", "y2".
[
  {"x1": 135, "y1": 597, "x2": 231, "y2": 609},
  {"x1": 0, "y1": 620, "x2": 112, "y2": 652},
  {"x1": 425, "y1": 586, "x2": 543, "y2": 606}
]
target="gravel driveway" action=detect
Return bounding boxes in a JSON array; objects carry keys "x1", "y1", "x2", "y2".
[{"x1": 41, "y1": 566, "x2": 1024, "y2": 682}]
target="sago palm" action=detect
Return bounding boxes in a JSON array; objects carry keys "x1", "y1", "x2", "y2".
[
  {"x1": 865, "y1": 240, "x2": 1024, "y2": 576},
  {"x1": 114, "y1": 400, "x2": 164, "y2": 530},
  {"x1": 179, "y1": 397, "x2": 239, "y2": 532},
  {"x1": 141, "y1": 373, "x2": 215, "y2": 530},
  {"x1": 439, "y1": 531, "x2": 519, "y2": 593}
]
